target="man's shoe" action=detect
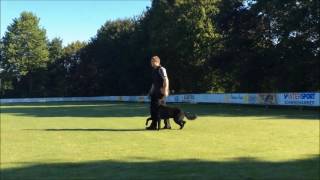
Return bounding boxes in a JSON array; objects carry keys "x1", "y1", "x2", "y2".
[{"x1": 163, "y1": 126, "x2": 171, "y2": 129}]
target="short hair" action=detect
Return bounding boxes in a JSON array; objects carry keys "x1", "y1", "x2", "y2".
[{"x1": 151, "y1": 56, "x2": 160, "y2": 62}]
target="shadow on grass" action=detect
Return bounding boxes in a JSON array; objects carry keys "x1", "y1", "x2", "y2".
[
  {"x1": 1, "y1": 155, "x2": 319, "y2": 180},
  {"x1": 1, "y1": 102, "x2": 319, "y2": 120},
  {"x1": 24, "y1": 128, "x2": 148, "y2": 132},
  {"x1": 1, "y1": 103, "x2": 149, "y2": 118},
  {"x1": 23, "y1": 128, "x2": 183, "y2": 132}
]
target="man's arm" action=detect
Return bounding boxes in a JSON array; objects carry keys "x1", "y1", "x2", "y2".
[
  {"x1": 162, "y1": 77, "x2": 169, "y2": 96},
  {"x1": 159, "y1": 67, "x2": 169, "y2": 96}
]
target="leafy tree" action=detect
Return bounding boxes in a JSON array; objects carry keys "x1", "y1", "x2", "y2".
[
  {"x1": 63, "y1": 41, "x2": 87, "y2": 96},
  {"x1": 144, "y1": 0, "x2": 221, "y2": 93},
  {"x1": 48, "y1": 37, "x2": 63, "y2": 62},
  {"x1": 44, "y1": 37, "x2": 65, "y2": 96},
  {"x1": 2, "y1": 11, "x2": 49, "y2": 96},
  {"x1": 252, "y1": 0, "x2": 319, "y2": 91}
]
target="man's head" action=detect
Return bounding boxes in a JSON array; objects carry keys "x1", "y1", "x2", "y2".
[{"x1": 150, "y1": 56, "x2": 160, "y2": 68}]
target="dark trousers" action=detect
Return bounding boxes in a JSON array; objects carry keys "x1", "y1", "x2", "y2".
[{"x1": 149, "y1": 93, "x2": 171, "y2": 128}]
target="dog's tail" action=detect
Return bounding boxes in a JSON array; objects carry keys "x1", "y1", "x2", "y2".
[
  {"x1": 145, "y1": 117, "x2": 152, "y2": 126},
  {"x1": 185, "y1": 112, "x2": 197, "y2": 120}
]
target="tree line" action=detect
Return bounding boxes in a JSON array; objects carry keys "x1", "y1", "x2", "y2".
[{"x1": 0, "y1": 0, "x2": 319, "y2": 98}]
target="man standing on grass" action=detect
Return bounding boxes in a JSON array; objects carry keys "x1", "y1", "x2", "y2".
[{"x1": 146, "y1": 56, "x2": 171, "y2": 130}]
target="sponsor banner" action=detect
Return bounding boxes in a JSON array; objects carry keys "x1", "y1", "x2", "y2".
[
  {"x1": 222, "y1": 94, "x2": 253, "y2": 104},
  {"x1": 229, "y1": 94, "x2": 248, "y2": 104},
  {"x1": 109, "y1": 96, "x2": 118, "y2": 101},
  {"x1": 257, "y1": 94, "x2": 277, "y2": 105},
  {"x1": 277, "y1": 92, "x2": 319, "y2": 106},
  {"x1": 224, "y1": 94, "x2": 231, "y2": 103},
  {"x1": 165, "y1": 95, "x2": 177, "y2": 103},
  {"x1": 182, "y1": 94, "x2": 196, "y2": 103},
  {"x1": 166, "y1": 95, "x2": 184, "y2": 103},
  {"x1": 196, "y1": 94, "x2": 225, "y2": 103},
  {"x1": 128, "y1": 96, "x2": 136, "y2": 102},
  {"x1": 248, "y1": 94, "x2": 258, "y2": 104},
  {"x1": 1, "y1": 93, "x2": 319, "y2": 106}
]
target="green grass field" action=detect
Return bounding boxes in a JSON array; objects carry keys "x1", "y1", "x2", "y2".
[{"x1": 1, "y1": 102, "x2": 319, "y2": 179}]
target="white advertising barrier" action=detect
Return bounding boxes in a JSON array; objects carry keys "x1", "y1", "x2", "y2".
[
  {"x1": 277, "y1": 92, "x2": 320, "y2": 106},
  {"x1": 166, "y1": 93, "x2": 256, "y2": 104},
  {"x1": 1, "y1": 92, "x2": 319, "y2": 107}
]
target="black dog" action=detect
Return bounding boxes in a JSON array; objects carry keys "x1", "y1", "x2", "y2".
[{"x1": 145, "y1": 104, "x2": 197, "y2": 130}]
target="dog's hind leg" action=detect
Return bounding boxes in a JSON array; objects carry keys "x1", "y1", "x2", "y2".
[
  {"x1": 180, "y1": 120, "x2": 186, "y2": 129},
  {"x1": 173, "y1": 114, "x2": 186, "y2": 129}
]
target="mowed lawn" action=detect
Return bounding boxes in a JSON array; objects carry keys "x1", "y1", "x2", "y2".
[{"x1": 0, "y1": 102, "x2": 319, "y2": 179}]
